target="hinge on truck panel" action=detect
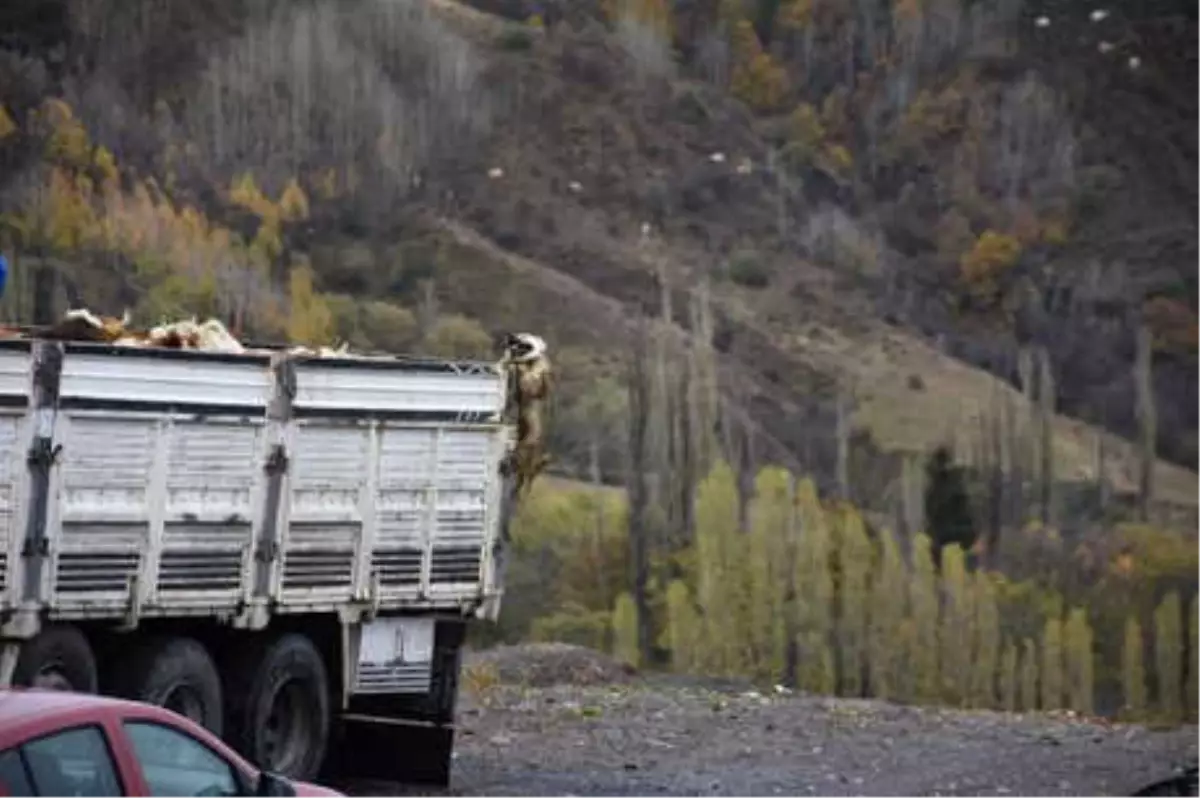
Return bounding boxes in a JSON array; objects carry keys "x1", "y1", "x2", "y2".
[
  {"x1": 26, "y1": 440, "x2": 61, "y2": 469},
  {"x1": 255, "y1": 540, "x2": 279, "y2": 563},
  {"x1": 20, "y1": 537, "x2": 49, "y2": 558},
  {"x1": 264, "y1": 445, "x2": 289, "y2": 475}
]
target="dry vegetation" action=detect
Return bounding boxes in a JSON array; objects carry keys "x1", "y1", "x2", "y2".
[{"x1": 0, "y1": 0, "x2": 1196, "y2": 749}]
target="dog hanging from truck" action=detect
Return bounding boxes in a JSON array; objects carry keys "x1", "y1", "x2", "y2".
[{"x1": 498, "y1": 332, "x2": 552, "y2": 499}]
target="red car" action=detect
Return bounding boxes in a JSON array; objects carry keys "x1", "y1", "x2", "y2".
[{"x1": 0, "y1": 689, "x2": 343, "y2": 797}]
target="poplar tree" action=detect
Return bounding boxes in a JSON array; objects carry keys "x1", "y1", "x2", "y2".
[
  {"x1": 939, "y1": 544, "x2": 972, "y2": 705},
  {"x1": 835, "y1": 508, "x2": 872, "y2": 697},
  {"x1": 867, "y1": 527, "x2": 908, "y2": 700},
  {"x1": 909, "y1": 534, "x2": 940, "y2": 703},
  {"x1": 748, "y1": 467, "x2": 793, "y2": 682},
  {"x1": 794, "y1": 479, "x2": 835, "y2": 694},
  {"x1": 1153, "y1": 591, "x2": 1183, "y2": 721},
  {"x1": 1063, "y1": 607, "x2": 1094, "y2": 715},
  {"x1": 1040, "y1": 615, "x2": 1064, "y2": 711},
  {"x1": 1018, "y1": 638, "x2": 1039, "y2": 711},
  {"x1": 1187, "y1": 595, "x2": 1198, "y2": 722},
  {"x1": 969, "y1": 571, "x2": 1000, "y2": 709},
  {"x1": 1121, "y1": 615, "x2": 1147, "y2": 719},
  {"x1": 999, "y1": 641, "x2": 1018, "y2": 711},
  {"x1": 612, "y1": 592, "x2": 640, "y2": 667},
  {"x1": 694, "y1": 461, "x2": 743, "y2": 675}
]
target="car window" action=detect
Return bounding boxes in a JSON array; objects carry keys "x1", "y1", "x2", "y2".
[
  {"x1": 0, "y1": 748, "x2": 34, "y2": 797},
  {"x1": 19, "y1": 725, "x2": 123, "y2": 797},
  {"x1": 123, "y1": 721, "x2": 242, "y2": 798}
]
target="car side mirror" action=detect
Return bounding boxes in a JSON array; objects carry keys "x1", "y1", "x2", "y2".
[{"x1": 254, "y1": 771, "x2": 296, "y2": 797}]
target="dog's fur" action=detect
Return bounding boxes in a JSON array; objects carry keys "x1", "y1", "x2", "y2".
[{"x1": 498, "y1": 332, "x2": 552, "y2": 498}]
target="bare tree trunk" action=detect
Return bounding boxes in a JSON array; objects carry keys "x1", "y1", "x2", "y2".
[
  {"x1": 782, "y1": 472, "x2": 799, "y2": 687},
  {"x1": 835, "y1": 386, "x2": 851, "y2": 502},
  {"x1": 900, "y1": 452, "x2": 925, "y2": 538},
  {"x1": 416, "y1": 278, "x2": 439, "y2": 343},
  {"x1": 1134, "y1": 323, "x2": 1156, "y2": 521},
  {"x1": 1037, "y1": 347, "x2": 1055, "y2": 527},
  {"x1": 1093, "y1": 430, "x2": 1109, "y2": 516},
  {"x1": 626, "y1": 320, "x2": 654, "y2": 664},
  {"x1": 1016, "y1": 345, "x2": 1035, "y2": 521},
  {"x1": 32, "y1": 256, "x2": 56, "y2": 325}
]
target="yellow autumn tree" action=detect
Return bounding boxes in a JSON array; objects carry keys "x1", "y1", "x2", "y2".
[
  {"x1": 960, "y1": 230, "x2": 1021, "y2": 301},
  {"x1": 867, "y1": 527, "x2": 908, "y2": 700},
  {"x1": 1153, "y1": 591, "x2": 1183, "y2": 722},
  {"x1": 1040, "y1": 613, "x2": 1064, "y2": 711},
  {"x1": 1121, "y1": 615, "x2": 1147, "y2": 719},
  {"x1": 0, "y1": 105, "x2": 17, "y2": 141},
  {"x1": 747, "y1": 467, "x2": 794, "y2": 682},
  {"x1": 939, "y1": 544, "x2": 972, "y2": 705},
  {"x1": 793, "y1": 478, "x2": 835, "y2": 694},
  {"x1": 909, "y1": 534, "x2": 941, "y2": 703},
  {"x1": 664, "y1": 578, "x2": 702, "y2": 673},
  {"x1": 834, "y1": 508, "x2": 872, "y2": 697},
  {"x1": 1018, "y1": 637, "x2": 1039, "y2": 711},
  {"x1": 777, "y1": 0, "x2": 814, "y2": 33},
  {"x1": 1187, "y1": 596, "x2": 1198, "y2": 722},
  {"x1": 694, "y1": 461, "x2": 746, "y2": 676},
  {"x1": 969, "y1": 571, "x2": 1001, "y2": 709},
  {"x1": 729, "y1": 20, "x2": 789, "y2": 113},
  {"x1": 1063, "y1": 607, "x2": 1095, "y2": 715},
  {"x1": 612, "y1": 592, "x2": 640, "y2": 667},
  {"x1": 999, "y1": 641, "x2": 1018, "y2": 711},
  {"x1": 286, "y1": 262, "x2": 334, "y2": 346},
  {"x1": 35, "y1": 98, "x2": 92, "y2": 168},
  {"x1": 604, "y1": 0, "x2": 673, "y2": 38}
]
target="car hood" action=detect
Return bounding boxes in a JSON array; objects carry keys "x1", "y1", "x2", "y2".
[{"x1": 292, "y1": 780, "x2": 345, "y2": 797}]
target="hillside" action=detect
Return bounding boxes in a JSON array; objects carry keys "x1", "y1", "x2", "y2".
[{"x1": 0, "y1": 0, "x2": 1194, "y2": 523}]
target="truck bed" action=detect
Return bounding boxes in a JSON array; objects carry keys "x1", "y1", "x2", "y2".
[{"x1": 0, "y1": 339, "x2": 510, "y2": 626}]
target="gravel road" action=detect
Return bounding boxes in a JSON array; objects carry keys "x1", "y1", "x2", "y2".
[{"x1": 345, "y1": 647, "x2": 1197, "y2": 797}]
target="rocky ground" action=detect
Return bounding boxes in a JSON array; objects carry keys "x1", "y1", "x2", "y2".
[{"x1": 349, "y1": 645, "x2": 1198, "y2": 797}]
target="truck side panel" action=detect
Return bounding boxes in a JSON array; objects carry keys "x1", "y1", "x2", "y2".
[{"x1": 1, "y1": 343, "x2": 509, "y2": 626}]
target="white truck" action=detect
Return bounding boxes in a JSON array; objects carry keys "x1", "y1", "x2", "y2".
[{"x1": 0, "y1": 336, "x2": 515, "y2": 787}]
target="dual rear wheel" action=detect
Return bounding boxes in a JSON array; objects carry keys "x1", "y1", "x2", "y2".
[{"x1": 11, "y1": 624, "x2": 331, "y2": 783}]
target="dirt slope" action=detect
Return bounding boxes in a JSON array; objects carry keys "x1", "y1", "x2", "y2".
[{"x1": 342, "y1": 647, "x2": 1198, "y2": 797}]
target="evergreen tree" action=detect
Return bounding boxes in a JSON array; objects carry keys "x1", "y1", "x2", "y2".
[{"x1": 923, "y1": 446, "x2": 976, "y2": 558}]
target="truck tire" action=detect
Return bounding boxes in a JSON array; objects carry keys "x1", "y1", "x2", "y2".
[
  {"x1": 112, "y1": 637, "x2": 223, "y2": 736},
  {"x1": 225, "y1": 633, "x2": 330, "y2": 783},
  {"x1": 11, "y1": 625, "x2": 97, "y2": 693}
]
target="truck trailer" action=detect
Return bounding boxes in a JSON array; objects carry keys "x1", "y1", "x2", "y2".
[{"x1": 0, "y1": 336, "x2": 516, "y2": 786}]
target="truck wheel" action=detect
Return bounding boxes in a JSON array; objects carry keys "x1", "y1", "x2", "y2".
[
  {"x1": 112, "y1": 637, "x2": 223, "y2": 736},
  {"x1": 11, "y1": 625, "x2": 97, "y2": 693},
  {"x1": 225, "y1": 633, "x2": 330, "y2": 783}
]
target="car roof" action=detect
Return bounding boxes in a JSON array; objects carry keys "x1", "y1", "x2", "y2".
[{"x1": 0, "y1": 689, "x2": 250, "y2": 768}]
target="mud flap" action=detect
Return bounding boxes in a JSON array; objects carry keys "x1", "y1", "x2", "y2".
[{"x1": 322, "y1": 715, "x2": 455, "y2": 787}]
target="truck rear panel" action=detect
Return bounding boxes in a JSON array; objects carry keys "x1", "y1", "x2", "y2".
[{"x1": 0, "y1": 340, "x2": 509, "y2": 625}]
